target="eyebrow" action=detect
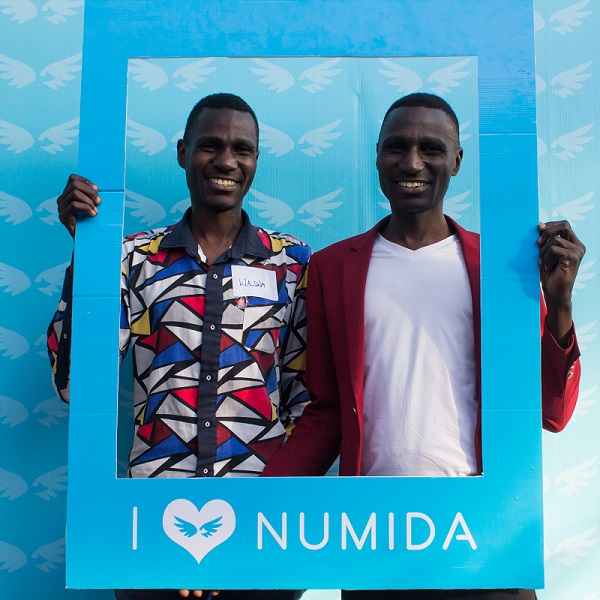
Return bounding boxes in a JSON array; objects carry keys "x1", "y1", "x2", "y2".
[
  {"x1": 196, "y1": 134, "x2": 257, "y2": 149},
  {"x1": 381, "y1": 134, "x2": 455, "y2": 147}
]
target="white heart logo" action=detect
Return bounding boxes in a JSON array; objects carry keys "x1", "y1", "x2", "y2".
[{"x1": 163, "y1": 499, "x2": 236, "y2": 564}]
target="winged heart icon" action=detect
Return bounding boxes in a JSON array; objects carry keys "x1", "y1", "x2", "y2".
[{"x1": 163, "y1": 499, "x2": 235, "y2": 564}]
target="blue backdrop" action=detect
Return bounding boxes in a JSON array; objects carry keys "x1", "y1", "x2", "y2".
[{"x1": 1, "y1": 1, "x2": 598, "y2": 598}]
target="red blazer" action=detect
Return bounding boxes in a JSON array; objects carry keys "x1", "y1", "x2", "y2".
[{"x1": 263, "y1": 217, "x2": 581, "y2": 477}]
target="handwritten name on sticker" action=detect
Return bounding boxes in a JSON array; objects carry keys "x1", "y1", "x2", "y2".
[
  {"x1": 231, "y1": 266, "x2": 278, "y2": 300},
  {"x1": 239, "y1": 277, "x2": 266, "y2": 288}
]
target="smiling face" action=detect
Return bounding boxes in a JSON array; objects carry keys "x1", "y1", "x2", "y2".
[
  {"x1": 177, "y1": 107, "x2": 259, "y2": 216},
  {"x1": 376, "y1": 106, "x2": 463, "y2": 216}
]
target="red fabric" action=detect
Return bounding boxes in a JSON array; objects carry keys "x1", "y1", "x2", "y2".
[{"x1": 262, "y1": 217, "x2": 580, "y2": 477}]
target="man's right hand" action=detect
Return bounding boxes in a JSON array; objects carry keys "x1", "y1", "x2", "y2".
[{"x1": 57, "y1": 174, "x2": 102, "y2": 238}]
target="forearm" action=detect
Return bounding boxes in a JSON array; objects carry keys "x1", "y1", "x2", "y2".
[
  {"x1": 544, "y1": 296, "x2": 573, "y2": 349},
  {"x1": 264, "y1": 257, "x2": 342, "y2": 476}
]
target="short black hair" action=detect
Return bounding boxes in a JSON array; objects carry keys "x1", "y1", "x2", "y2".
[
  {"x1": 379, "y1": 92, "x2": 460, "y2": 142},
  {"x1": 182, "y1": 93, "x2": 259, "y2": 144}
]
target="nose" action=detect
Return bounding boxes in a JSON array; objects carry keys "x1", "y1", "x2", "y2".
[
  {"x1": 213, "y1": 146, "x2": 237, "y2": 171},
  {"x1": 400, "y1": 147, "x2": 424, "y2": 173}
]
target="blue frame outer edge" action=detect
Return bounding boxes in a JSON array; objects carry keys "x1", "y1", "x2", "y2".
[{"x1": 68, "y1": 0, "x2": 543, "y2": 590}]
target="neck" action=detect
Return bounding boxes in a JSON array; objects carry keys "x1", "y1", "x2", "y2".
[
  {"x1": 381, "y1": 210, "x2": 452, "y2": 250},
  {"x1": 189, "y1": 206, "x2": 244, "y2": 263}
]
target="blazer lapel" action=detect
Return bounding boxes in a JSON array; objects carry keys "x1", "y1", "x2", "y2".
[
  {"x1": 446, "y1": 217, "x2": 480, "y2": 344},
  {"x1": 341, "y1": 219, "x2": 387, "y2": 410},
  {"x1": 449, "y1": 218, "x2": 481, "y2": 371}
]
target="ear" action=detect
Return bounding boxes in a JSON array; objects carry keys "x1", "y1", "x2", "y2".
[
  {"x1": 176, "y1": 139, "x2": 186, "y2": 169},
  {"x1": 452, "y1": 147, "x2": 463, "y2": 176}
]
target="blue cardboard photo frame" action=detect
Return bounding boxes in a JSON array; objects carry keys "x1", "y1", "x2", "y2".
[{"x1": 68, "y1": 0, "x2": 542, "y2": 590}]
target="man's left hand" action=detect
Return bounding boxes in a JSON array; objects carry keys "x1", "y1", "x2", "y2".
[{"x1": 537, "y1": 220, "x2": 585, "y2": 346}]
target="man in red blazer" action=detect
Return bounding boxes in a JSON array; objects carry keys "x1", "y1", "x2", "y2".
[{"x1": 262, "y1": 94, "x2": 585, "y2": 600}]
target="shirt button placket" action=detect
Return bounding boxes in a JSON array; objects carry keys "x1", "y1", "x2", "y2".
[{"x1": 196, "y1": 264, "x2": 223, "y2": 477}]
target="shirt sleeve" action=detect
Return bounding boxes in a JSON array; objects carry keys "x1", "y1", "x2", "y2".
[
  {"x1": 47, "y1": 263, "x2": 73, "y2": 402},
  {"x1": 46, "y1": 243, "x2": 132, "y2": 403},
  {"x1": 277, "y1": 245, "x2": 311, "y2": 433},
  {"x1": 119, "y1": 243, "x2": 132, "y2": 362}
]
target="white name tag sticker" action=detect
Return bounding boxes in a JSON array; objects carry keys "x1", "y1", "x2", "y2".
[{"x1": 231, "y1": 265, "x2": 279, "y2": 300}]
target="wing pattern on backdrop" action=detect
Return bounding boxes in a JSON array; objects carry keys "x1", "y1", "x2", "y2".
[{"x1": 0, "y1": 2, "x2": 598, "y2": 598}]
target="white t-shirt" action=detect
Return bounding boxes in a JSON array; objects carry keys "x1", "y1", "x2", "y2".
[{"x1": 361, "y1": 233, "x2": 478, "y2": 476}]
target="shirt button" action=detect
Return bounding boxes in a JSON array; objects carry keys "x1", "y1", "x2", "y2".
[
  {"x1": 204, "y1": 421, "x2": 211, "y2": 428},
  {"x1": 202, "y1": 468, "x2": 209, "y2": 475},
  {"x1": 209, "y1": 324, "x2": 216, "y2": 331},
  {"x1": 352, "y1": 407, "x2": 357, "y2": 414},
  {"x1": 63, "y1": 334, "x2": 68, "y2": 339},
  {"x1": 205, "y1": 374, "x2": 212, "y2": 381},
  {"x1": 212, "y1": 273, "x2": 218, "y2": 279}
]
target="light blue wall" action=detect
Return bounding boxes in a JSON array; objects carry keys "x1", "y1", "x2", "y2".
[
  {"x1": 0, "y1": 1, "x2": 597, "y2": 598},
  {"x1": 534, "y1": 2, "x2": 599, "y2": 598}
]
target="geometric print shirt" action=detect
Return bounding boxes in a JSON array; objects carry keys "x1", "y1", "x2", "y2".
[{"x1": 48, "y1": 210, "x2": 311, "y2": 478}]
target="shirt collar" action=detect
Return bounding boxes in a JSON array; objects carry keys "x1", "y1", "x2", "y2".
[{"x1": 159, "y1": 208, "x2": 270, "y2": 261}]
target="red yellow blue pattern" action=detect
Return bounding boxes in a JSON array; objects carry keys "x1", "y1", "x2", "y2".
[{"x1": 48, "y1": 212, "x2": 311, "y2": 478}]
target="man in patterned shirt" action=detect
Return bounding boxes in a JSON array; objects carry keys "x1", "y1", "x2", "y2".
[{"x1": 48, "y1": 93, "x2": 310, "y2": 600}]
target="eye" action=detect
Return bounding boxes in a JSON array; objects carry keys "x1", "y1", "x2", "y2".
[
  {"x1": 235, "y1": 145, "x2": 255, "y2": 156},
  {"x1": 422, "y1": 145, "x2": 444, "y2": 154},
  {"x1": 384, "y1": 143, "x2": 403, "y2": 152}
]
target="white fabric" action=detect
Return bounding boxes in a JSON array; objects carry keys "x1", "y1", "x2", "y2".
[{"x1": 361, "y1": 234, "x2": 478, "y2": 476}]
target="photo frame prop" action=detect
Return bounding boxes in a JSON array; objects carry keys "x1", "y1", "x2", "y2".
[{"x1": 68, "y1": 0, "x2": 542, "y2": 590}]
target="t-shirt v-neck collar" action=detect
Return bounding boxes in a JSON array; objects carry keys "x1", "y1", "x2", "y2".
[{"x1": 375, "y1": 233, "x2": 459, "y2": 257}]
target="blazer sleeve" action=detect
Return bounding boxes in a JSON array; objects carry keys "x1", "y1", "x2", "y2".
[
  {"x1": 540, "y1": 298, "x2": 581, "y2": 432},
  {"x1": 262, "y1": 255, "x2": 342, "y2": 476}
]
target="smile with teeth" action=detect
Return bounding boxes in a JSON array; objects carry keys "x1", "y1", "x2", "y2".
[
  {"x1": 398, "y1": 181, "x2": 427, "y2": 188},
  {"x1": 210, "y1": 177, "x2": 237, "y2": 187}
]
